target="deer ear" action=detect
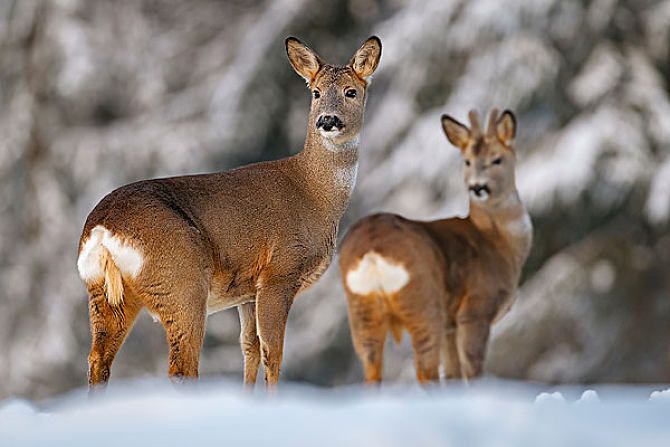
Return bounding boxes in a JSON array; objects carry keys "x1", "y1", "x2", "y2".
[
  {"x1": 349, "y1": 36, "x2": 382, "y2": 82},
  {"x1": 496, "y1": 110, "x2": 516, "y2": 145},
  {"x1": 441, "y1": 114, "x2": 471, "y2": 150},
  {"x1": 286, "y1": 37, "x2": 323, "y2": 85}
]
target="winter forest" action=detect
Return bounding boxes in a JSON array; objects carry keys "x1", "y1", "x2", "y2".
[{"x1": 1, "y1": 0, "x2": 670, "y2": 444}]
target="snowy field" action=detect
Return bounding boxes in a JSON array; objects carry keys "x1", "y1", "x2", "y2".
[{"x1": 1, "y1": 380, "x2": 669, "y2": 447}]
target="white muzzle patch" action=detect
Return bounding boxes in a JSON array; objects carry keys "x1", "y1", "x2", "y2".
[
  {"x1": 469, "y1": 189, "x2": 490, "y2": 202},
  {"x1": 319, "y1": 128, "x2": 342, "y2": 139},
  {"x1": 77, "y1": 225, "x2": 144, "y2": 283},
  {"x1": 346, "y1": 251, "x2": 410, "y2": 296}
]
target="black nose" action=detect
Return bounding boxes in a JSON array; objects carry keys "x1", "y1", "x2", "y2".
[
  {"x1": 316, "y1": 115, "x2": 343, "y2": 131},
  {"x1": 469, "y1": 184, "x2": 490, "y2": 196}
]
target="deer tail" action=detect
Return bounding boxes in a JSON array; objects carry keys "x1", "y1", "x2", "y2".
[
  {"x1": 389, "y1": 315, "x2": 404, "y2": 344},
  {"x1": 101, "y1": 245, "x2": 124, "y2": 309}
]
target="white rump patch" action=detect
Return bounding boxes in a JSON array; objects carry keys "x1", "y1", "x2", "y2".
[
  {"x1": 77, "y1": 225, "x2": 144, "y2": 283},
  {"x1": 346, "y1": 251, "x2": 410, "y2": 296}
]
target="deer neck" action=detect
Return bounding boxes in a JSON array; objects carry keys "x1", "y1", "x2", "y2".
[
  {"x1": 469, "y1": 190, "x2": 532, "y2": 268},
  {"x1": 294, "y1": 130, "x2": 360, "y2": 220}
]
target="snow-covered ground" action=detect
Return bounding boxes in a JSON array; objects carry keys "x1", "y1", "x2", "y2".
[{"x1": 1, "y1": 380, "x2": 669, "y2": 447}]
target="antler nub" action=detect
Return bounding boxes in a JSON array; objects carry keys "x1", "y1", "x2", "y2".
[
  {"x1": 486, "y1": 108, "x2": 500, "y2": 137},
  {"x1": 467, "y1": 110, "x2": 482, "y2": 138}
]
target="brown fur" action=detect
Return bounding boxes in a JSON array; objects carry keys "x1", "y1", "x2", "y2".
[
  {"x1": 79, "y1": 36, "x2": 382, "y2": 389},
  {"x1": 339, "y1": 109, "x2": 532, "y2": 384}
]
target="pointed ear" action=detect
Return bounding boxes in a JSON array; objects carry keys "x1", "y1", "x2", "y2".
[
  {"x1": 441, "y1": 114, "x2": 471, "y2": 150},
  {"x1": 349, "y1": 36, "x2": 382, "y2": 82},
  {"x1": 286, "y1": 37, "x2": 323, "y2": 85},
  {"x1": 496, "y1": 110, "x2": 516, "y2": 145}
]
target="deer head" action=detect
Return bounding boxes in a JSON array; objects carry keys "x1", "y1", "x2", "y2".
[
  {"x1": 286, "y1": 36, "x2": 382, "y2": 148},
  {"x1": 441, "y1": 109, "x2": 517, "y2": 207}
]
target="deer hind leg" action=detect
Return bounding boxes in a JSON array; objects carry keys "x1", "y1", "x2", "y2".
[
  {"x1": 146, "y1": 284, "x2": 207, "y2": 382},
  {"x1": 346, "y1": 292, "x2": 388, "y2": 384},
  {"x1": 456, "y1": 317, "x2": 492, "y2": 380},
  {"x1": 165, "y1": 306, "x2": 206, "y2": 381},
  {"x1": 238, "y1": 302, "x2": 261, "y2": 386},
  {"x1": 87, "y1": 283, "x2": 141, "y2": 389},
  {"x1": 442, "y1": 320, "x2": 461, "y2": 380},
  {"x1": 391, "y1": 283, "x2": 444, "y2": 385},
  {"x1": 406, "y1": 320, "x2": 442, "y2": 385},
  {"x1": 255, "y1": 279, "x2": 299, "y2": 387}
]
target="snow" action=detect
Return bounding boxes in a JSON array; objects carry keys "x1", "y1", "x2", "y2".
[
  {"x1": 577, "y1": 390, "x2": 601, "y2": 404},
  {"x1": 534, "y1": 390, "x2": 566, "y2": 404},
  {"x1": 1, "y1": 381, "x2": 669, "y2": 447},
  {"x1": 649, "y1": 388, "x2": 670, "y2": 401}
]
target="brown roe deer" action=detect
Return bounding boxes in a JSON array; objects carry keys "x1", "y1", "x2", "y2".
[
  {"x1": 339, "y1": 109, "x2": 532, "y2": 384},
  {"x1": 77, "y1": 36, "x2": 382, "y2": 388}
]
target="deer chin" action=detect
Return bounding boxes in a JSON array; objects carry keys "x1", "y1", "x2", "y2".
[{"x1": 321, "y1": 132, "x2": 360, "y2": 152}]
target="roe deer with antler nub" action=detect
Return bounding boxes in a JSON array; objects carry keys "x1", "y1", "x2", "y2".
[
  {"x1": 77, "y1": 36, "x2": 382, "y2": 388},
  {"x1": 339, "y1": 109, "x2": 531, "y2": 384}
]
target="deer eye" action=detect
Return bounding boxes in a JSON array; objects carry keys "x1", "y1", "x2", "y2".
[
  {"x1": 465, "y1": 160, "x2": 471, "y2": 167},
  {"x1": 492, "y1": 157, "x2": 503, "y2": 165},
  {"x1": 345, "y1": 89, "x2": 357, "y2": 98},
  {"x1": 313, "y1": 90, "x2": 321, "y2": 99}
]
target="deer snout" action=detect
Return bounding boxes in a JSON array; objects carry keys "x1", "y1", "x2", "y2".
[
  {"x1": 316, "y1": 115, "x2": 344, "y2": 132},
  {"x1": 468, "y1": 183, "x2": 491, "y2": 200}
]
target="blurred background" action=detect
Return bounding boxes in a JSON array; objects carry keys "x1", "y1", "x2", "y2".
[{"x1": 1, "y1": 0, "x2": 670, "y2": 400}]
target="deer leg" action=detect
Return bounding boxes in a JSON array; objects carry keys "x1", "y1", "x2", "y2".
[
  {"x1": 87, "y1": 283, "x2": 141, "y2": 389},
  {"x1": 255, "y1": 280, "x2": 299, "y2": 387},
  {"x1": 165, "y1": 313, "x2": 206, "y2": 381},
  {"x1": 407, "y1": 321, "x2": 442, "y2": 385},
  {"x1": 238, "y1": 302, "x2": 261, "y2": 386},
  {"x1": 346, "y1": 293, "x2": 388, "y2": 384},
  {"x1": 456, "y1": 317, "x2": 491, "y2": 380},
  {"x1": 390, "y1": 283, "x2": 444, "y2": 385},
  {"x1": 152, "y1": 288, "x2": 207, "y2": 382},
  {"x1": 359, "y1": 337, "x2": 385, "y2": 385},
  {"x1": 442, "y1": 320, "x2": 461, "y2": 380}
]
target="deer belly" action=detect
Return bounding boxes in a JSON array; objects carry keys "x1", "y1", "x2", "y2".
[
  {"x1": 206, "y1": 290, "x2": 255, "y2": 315},
  {"x1": 205, "y1": 269, "x2": 257, "y2": 314},
  {"x1": 299, "y1": 256, "x2": 332, "y2": 293}
]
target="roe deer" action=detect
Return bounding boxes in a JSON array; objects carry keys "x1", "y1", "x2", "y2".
[
  {"x1": 77, "y1": 36, "x2": 382, "y2": 388},
  {"x1": 339, "y1": 109, "x2": 532, "y2": 384}
]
